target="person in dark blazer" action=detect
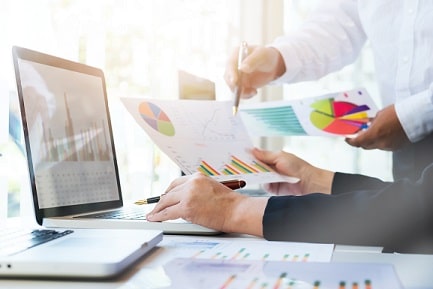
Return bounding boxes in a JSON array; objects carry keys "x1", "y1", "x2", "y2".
[{"x1": 147, "y1": 147, "x2": 433, "y2": 254}]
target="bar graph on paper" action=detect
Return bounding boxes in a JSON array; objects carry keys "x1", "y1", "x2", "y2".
[
  {"x1": 188, "y1": 240, "x2": 333, "y2": 262},
  {"x1": 158, "y1": 259, "x2": 402, "y2": 289},
  {"x1": 198, "y1": 156, "x2": 271, "y2": 177},
  {"x1": 122, "y1": 98, "x2": 298, "y2": 185},
  {"x1": 119, "y1": 240, "x2": 402, "y2": 289},
  {"x1": 158, "y1": 237, "x2": 334, "y2": 262}
]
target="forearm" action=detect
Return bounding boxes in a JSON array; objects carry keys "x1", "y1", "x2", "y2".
[
  {"x1": 270, "y1": 0, "x2": 365, "y2": 84},
  {"x1": 262, "y1": 165, "x2": 433, "y2": 253}
]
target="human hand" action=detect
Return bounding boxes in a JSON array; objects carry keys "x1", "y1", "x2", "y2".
[
  {"x1": 224, "y1": 45, "x2": 286, "y2": 99},
  {"x1": 345, "y1": 105, "x2": 410, "y2": 151},
  {"x1": 252, "y1": 148, "x2": 334, "y2": 195},
  {"x1": 146, "y1": 173, "x2": 267, "y2": 236}
]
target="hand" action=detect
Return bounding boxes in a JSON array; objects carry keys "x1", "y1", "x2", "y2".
[
  {"x1": 252, "y1": 148, "x2": 334, "y2": 195},
  {"x1": 224, "y1": 45, "x2": 286, "y2": 99},
  {"x1": 146, "y1": 173, "x2": 267, "y2": 236},
  {"x1": 345, "y1": 105, "x2": 410, "y2": 151}
]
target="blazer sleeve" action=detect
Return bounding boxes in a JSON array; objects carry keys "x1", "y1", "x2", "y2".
[
  {"x1": 331, "y1": 172, "x2": 391, "y2": 194},
  {"x1": 262, "y1": 164, "x2": 433, "y2": 253}
]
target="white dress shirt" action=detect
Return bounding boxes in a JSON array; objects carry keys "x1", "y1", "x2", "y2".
[{"x1": 271, "y1": 0, "x2": 433, "y2": 143}]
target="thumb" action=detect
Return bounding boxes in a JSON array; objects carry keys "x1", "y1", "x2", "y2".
[{"x1": 252, "y1": 148, "x2": 278, "y2": 166}]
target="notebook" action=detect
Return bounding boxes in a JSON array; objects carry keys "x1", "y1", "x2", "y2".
[
  {"x1": 12, "y1": 46, "x2": 219, "y2": 235},
  {"x1": 0, "y1": 221, "x2": 162, "y2": 279}
]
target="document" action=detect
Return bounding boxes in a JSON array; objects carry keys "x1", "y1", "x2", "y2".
[
  {"x1": 120, "y1": 258, "x2": 403, "y2": 289},
  {"x1": 239, "y1": 88, "x2": 378, "y2": 137},
  {"x1": 122, "y1": 98, "x2": 298, "y2": 185},
  {"x1": 159, "y1": 237, "x2": 334, "y2": 262},
  {"x1": 121, "y1": 88, "x2": 376, "y2": 184}
]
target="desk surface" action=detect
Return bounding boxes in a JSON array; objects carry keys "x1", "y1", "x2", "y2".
[{"x1": 1, "y1": 234, "x2": 433, "y2": 289}]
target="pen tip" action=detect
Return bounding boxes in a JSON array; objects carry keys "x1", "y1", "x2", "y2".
[
  {"x1": 232, "y1": 107, "x2": 238, "y2": 115},
  {"x1": 134, "y1": 200, "x2": 147, "y2": 205}
]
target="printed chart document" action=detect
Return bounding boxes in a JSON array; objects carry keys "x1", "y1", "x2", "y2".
[
  {"x1": 120, "y1": 258, "x2": 402, "y2": 289},
  {"x1": 158, "y1": 237, "x2": 334, "y2": 263},
  {"x1": 122, "y1": 98, "x2": 298, "y2": 185},
  {"x1": 239, "y1": 88, "x2": 378, "y2": 137}
]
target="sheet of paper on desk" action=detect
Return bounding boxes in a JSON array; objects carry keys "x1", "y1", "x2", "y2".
[
  {"x1": 239, "y1": 88, "x2": 378, "y2": 137},
  {"x1": 160, "y1": 237, "x2": 334, "y2": 262},
  {"x1": 120, "y1": 258, "x2": 403, "y2": 289},
  {"x1": 121, "y1": 98, "x2": 298, "y2": 185}
]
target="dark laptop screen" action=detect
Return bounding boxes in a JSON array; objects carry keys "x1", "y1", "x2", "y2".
[{"x1": 13, "y1": 47, "x2": 122, "y2": 216}]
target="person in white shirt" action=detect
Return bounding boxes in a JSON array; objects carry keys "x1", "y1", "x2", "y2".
[{"x1": 224, "y1": 0, "x2": 433, "y2": 181}]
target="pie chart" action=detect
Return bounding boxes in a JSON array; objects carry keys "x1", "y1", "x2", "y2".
[
  {"x1": 310, "y1": 98, "x2": 370, "y2": 135},
  {"x1": 138, "y1": 102, "x2": 175, "y2": 136}
]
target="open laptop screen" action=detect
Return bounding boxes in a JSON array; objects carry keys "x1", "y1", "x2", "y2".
[{"x1": 13, "y1": 47, "x2": 123, "y2": 221}]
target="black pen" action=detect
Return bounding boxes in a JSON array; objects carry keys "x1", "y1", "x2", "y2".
[{"x1": 134, "y1": 179, "x2": 247, "y2": 205}]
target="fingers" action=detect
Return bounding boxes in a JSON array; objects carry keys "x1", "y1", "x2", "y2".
[
  {"x1": 239, "y1": 46, "x2": 269, "y2": 73},
  {"x1": 146, "y1": 188, "x2": 181, "y2": 222},
  {"x1": 224, "y1": 47, "x2": 240, "y2": 92},
  {"x1": 146, "y1": 175, "x2": 194, "y2": 222},
  {"x1": 345, "y1": 130, "x2": 376, "y2": 150},
  {"x1": 224, "y1": 45, "x2": 265, "y2": 98}
]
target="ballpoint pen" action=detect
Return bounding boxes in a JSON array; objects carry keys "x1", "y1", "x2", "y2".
[
  {"x1": 232, "y1": 41, "x2": 249, "y2": 115},
  {"x1": 134, "y1": 179, "x2": 247, "y2": 205}
]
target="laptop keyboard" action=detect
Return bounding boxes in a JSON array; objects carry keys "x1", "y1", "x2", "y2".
[
  {"x1": 0, "y1": 228, "x2": 73, "y2": 256},
  {"x1": 76, "y1": 207, "x2": 148, "y2": 220}
]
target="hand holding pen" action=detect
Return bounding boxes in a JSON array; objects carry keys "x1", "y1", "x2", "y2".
[
  {"x1": 232, "y1": 41, "x2": 249, "y2": 115},
  {"x1": 224, "y1": 45, "x2": 286, "y2": 102},
  {"x1": 135, "y1": 179, "x2": 246, "y2": 205}
]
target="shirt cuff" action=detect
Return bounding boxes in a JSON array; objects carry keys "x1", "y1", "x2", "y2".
[
  {"x1": 267, "y1": 39, "x2": 303, "y2": 85},
  {"x1": 395, "y1": 88, "x2": 433, "y2": 142}
]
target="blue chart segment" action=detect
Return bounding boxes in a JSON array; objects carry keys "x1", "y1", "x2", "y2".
[{"x1": 240, "y1": 106, "x2": 306, "y2": 136}]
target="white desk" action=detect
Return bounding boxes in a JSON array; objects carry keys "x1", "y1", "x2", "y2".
[{"x1": 1, "y1": 234, "x2": 433, "y2": 289}]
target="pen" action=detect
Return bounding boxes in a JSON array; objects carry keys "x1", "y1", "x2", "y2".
[
  {"x1": 232, "y1": 41, "x2": 249, "y2": 115},
  {"x1": 134, "y1": 179, "x2": 247, "y2": 205}
]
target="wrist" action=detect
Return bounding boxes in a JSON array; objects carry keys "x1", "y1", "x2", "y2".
[
  {"x1": 303, "y1": 166, "x2": 335, "y2": 195},
  {"x1": 224, "y1": 195, "x2": 267, "y2": 237},
  {"x1": 269, "y1": 47, "x2": 286, "y2": 80}
]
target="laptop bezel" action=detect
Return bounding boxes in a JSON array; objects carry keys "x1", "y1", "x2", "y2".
[{"x1": 12, "y1": 46, "x2": 124, "y2": 225}]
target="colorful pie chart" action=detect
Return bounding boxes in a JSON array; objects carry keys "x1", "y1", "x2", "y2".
[
  {"x1": 138, "y1": 102, "x2": 175, "y2": 136},
  {"x1": 310, "y1": 98, "x2": 370, "y2": 135}
]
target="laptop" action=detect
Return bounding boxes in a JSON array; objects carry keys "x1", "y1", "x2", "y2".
[
  {"x1": 0, "y1": 220, "x2": 162, "y2": 279},
  {"x1": 12, "y1": 46, "x2": 219, "y2": 235}
]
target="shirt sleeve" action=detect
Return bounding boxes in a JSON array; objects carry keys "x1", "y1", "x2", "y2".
[
  {"x1": 269, "y1": 0, "x2": 367, "y2": 84},
  {"x1": 395, "y1": 86, "x2": 433, "y2": 142},
  {"x1": 262, "y1": 164, "x2": 433, "y2": 253}
]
